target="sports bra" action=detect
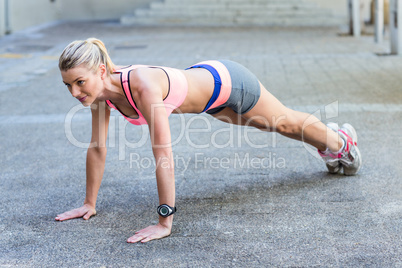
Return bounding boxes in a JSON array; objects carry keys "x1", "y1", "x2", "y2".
[{"x1": 106, "y1": 65, "x2": 188, "y2": 125}]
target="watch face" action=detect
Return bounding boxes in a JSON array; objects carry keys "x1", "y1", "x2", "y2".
[{"x1": 160, "y1": 206, "x2": 169, "y2": 216}]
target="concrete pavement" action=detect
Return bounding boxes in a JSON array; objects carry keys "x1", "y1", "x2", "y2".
[{"x1": 0, "y1": 21, "x2": 402, "y2": 267}]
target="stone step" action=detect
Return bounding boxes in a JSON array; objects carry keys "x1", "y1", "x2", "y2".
[
  {"x1": 163, "y1": 0, "x2": 306, "y2": 4},
  {"x1": 134, "y1": 9, "x2": 333, "y2": 18},
  {"x1": 134, "y1": 3, "x2": 332, "y2": 17},
  {"x1": 142, "y1": 6, "x2": 320, "y2": 14},
  {"x1": 149, "y1": 2, "x2": 317, "y2": 9},
  {"x1": 121, "y1": 16, "x2": 344, "y2": 27},
  {"x1": 121, "y1": 0, "x2": 344, "y2": 27}
]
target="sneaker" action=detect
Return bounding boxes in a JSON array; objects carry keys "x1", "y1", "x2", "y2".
[
  {"x1": 318, "y1": 123, "x2": 342, "y2": 174},
  {"x1": 338, "y1": 123, "x2": 362, "y2": 176}
]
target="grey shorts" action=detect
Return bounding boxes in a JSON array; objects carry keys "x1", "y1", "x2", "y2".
[{"x1": 206, "y1": 60, "x2": 261, "y2": 115}]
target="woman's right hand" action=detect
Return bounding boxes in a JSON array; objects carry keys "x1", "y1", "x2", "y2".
[{"x1": 55, "y1": 204, "x2": 96, "y2": 221}]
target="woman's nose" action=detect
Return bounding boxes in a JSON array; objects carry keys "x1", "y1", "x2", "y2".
[{"x1": 70, "y1": 86, "x2": 80, "y2": 98}]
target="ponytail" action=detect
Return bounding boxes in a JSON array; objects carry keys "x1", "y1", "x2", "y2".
[{"x1": 59, "y1": 38, "x2": 115, "y2": 75}]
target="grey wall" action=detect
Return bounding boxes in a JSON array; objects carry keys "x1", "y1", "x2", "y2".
[
  {"x1": 0, "y1": 0, "x2": 155, "y2": 36},
  {"x1": 58, "y1": 0, "x2": 155, "y2": 20},
  {"x1": 1, "y1": 0, "x2": 61, "y2": 36},
  {"x1": 0, "y1": 0, "x2": 5, "y2": 37},
  {"x1": 308, "y1": 0, "x2": 348, "y2": 17}
]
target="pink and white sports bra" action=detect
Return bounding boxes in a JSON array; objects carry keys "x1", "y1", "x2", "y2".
[{"x1": 106, "y1": 65, "x2": 188, "y2": 125}]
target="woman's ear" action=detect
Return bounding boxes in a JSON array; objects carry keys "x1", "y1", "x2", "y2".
[{"x1": 99, "y1": 64, "x2": 107, "y2": 80}]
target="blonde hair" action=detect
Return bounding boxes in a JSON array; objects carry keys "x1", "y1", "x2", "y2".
[{"x1": 59, "y1": 38, "x2": 115, "y2": 74}]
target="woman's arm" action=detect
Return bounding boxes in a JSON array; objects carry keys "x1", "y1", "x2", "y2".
[
  {"x1": 126, "y1": 69, "x2": 176, "y2": 243},
  {"x1": 56, "y1": 100, "x2": 110, "y2": 221},
  {"x1": 84, "y1": 100, "x2": 110, "y2": 208}
]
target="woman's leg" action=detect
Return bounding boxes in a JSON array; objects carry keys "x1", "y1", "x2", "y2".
[{"x1": 212, "y1": 82, "x2": 343, "y2": 152}]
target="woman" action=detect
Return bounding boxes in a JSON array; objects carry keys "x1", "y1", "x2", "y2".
[{"x1": 55, "y1": 38, "x2": 362, "y2": 243}]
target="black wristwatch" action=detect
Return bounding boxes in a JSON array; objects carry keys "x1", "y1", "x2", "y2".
[{"x1": 157, "y1": 204, "x2": 176, "y2": 217}]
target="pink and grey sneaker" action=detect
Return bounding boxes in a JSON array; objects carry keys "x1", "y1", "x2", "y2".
[
  {"x1": 318, "y1": 123, "x2": 362, "y2": 175},
  {"x1": 337, "y1": 123, "x2": 362, "y2": 176},
  {"x1": 318, "y1": 123, "x2": 342, "y2": 174}
]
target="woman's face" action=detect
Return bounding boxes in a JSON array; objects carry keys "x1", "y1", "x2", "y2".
[{"x1": 61, "y1": 65, "x2": 103, "y2": 107}]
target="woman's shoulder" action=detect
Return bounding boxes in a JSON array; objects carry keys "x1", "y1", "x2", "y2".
[
  {"x1": 130, "y1": 66, "x2": 168, "y2": 84},
  {"x1": 126, "y1": 67, "x2": 168, "y2": 101}
]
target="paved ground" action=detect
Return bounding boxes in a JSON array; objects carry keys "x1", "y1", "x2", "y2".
[{"x1": 0, "y1": 21, "x2": 402, "y2": 267}]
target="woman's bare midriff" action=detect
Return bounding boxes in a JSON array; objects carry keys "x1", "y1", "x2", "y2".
[{"x1": 174, "y1": 68, "x2": 215, "y2": 114}]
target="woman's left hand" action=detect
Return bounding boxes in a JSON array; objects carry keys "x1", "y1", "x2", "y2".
[{"x1": 127, "y1": 223, "x2": 172, "y2": 243}]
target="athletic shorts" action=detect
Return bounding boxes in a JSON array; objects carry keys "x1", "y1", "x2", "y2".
[{"x1": 186, "y1": 60, "x2": 261, "y2": 114}]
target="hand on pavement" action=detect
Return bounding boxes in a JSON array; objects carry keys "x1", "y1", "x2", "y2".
[
  {"x1": 127, "y1": 223, "x2": 171, "y2": 243},
  {"x1": 55, "y1": 204, "x2": 96, "y2": 221}
]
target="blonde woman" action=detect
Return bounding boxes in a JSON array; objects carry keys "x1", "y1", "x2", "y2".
[{"x1": 55, "y1": 38, "x2": 362, "y2": 243}]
